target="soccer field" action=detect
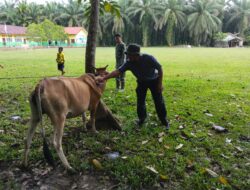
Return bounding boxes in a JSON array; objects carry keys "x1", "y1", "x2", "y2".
[{"x1": 0, "y1": 47, "x2": 249, "y2": 189}]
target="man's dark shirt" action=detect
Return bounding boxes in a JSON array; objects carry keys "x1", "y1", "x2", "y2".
[{"x1": 118, "y1": 54, "x2": 162, "y2": 82}]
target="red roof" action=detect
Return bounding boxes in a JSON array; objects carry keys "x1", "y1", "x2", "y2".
[
  {"x1": 0, "y1": 25, "x2": 26, "y2": 35},
  {"x1": 64, "y1": 27, "x2": 86, "y2": 35}
]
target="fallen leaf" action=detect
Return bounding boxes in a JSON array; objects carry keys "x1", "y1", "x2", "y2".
[
  {"x1": 205, "y1": 168, "x2": 218, "y2": 177},
  {"x1": 146, "y1": 166, "x2": 158, "y2": 174},
  {"x1": 71, "y1": 183, "x2": 78, "y2": 189},
  {"x1": 158, "y1": 153, "x2": 164, "y2": 157},
  {"x1": 212, "y1": 125, "x2": 228, "y2": 133},
  {"x1": 225, "y1": 138, "x2": 232, "y2": 144},
  {"x1": 92, "y1": 159, "x2": 103, "y2": 170},
  {"x1": 179, "y1": 125, "x2": 184, "y2": 129},
  {"x1": 207, "y1": 133, "x2": 213, "y2": 137},
  {"x1": 104, "y1": 146, "x2": 112, "y2": 151},
  {"x1": 121, "y1": 156, "x2": 127, "y2": 159},
  {"x1": 175, "y1": 115, "x2": 181, "y2": 120},
  {"x1": 175, "y1": 144, "x2": 183, "y2": 150},
  {"x1": 159, "y1": 174, "x2": 168, "y2": 181},
  {"x1": 158, "y1": 132, "x2": 165, "y2": 138},
  {"x1": 142, "y1": 140, "x2": 149, "y2": 145},
  {"x1": 219, "y1": 176, "x2": 229, "y2": 185},
  {"x1": 164, "y1": 145, "x2": 170, "y2": 149},
  {"x1": 186, "y1": 159, "x2": 194, "y2": 169},
  {"x1": 191, "y1": 132, "x2": 197, "y2": 137},
  {"x1": 0, "y1": 141, "x2": 6, "y2": 146},
  {"x1": 221, "y1": 154, "x2": 229, "y2": 159},
  {"x1": 205, "y1": 113, "x2": 213, "y2": 117},
  {"x1": 235, "y1": 146, "x2": 243, "y2": 152}
]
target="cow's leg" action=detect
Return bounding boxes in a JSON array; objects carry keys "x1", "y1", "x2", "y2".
[
  {"x1": 23, "y1": 115, "x2": 40, "y2": 167},
  {"x1": 52, "y1": 114, "x2": 73, "y2": 171},
  {"x1": 90, "y1": 109, "x2": 98, "y2": 134},
  {"x1": 82, "y1": 112, "x2": 87, "y2": 131}
]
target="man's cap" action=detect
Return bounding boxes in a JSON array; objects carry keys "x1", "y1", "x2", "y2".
[{"x1": 125, "y1": 44, "x2": 141, "y2": 56}]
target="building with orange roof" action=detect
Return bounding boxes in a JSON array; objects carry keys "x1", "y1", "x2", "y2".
[
  {"x1": 0, "y1": 25, "x2": 27, "y2": 47},
  {"x1": 64, "y1": 27, "x2": 88, "y2": 46},
  {"x1": 0, "y1": 24, "x2": 88, "y2": 47}
]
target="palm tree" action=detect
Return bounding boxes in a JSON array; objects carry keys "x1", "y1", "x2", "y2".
[
  {"x1": 187, "y1": 0, "x2": 222, "y2": 45},
  {"x1": 59, "y1": 0, "x2": 84, "y2": 26},
  {"x1": 0, "y1": 0, "x2": 17, "y2": 25},
  {"x1": 42, "y1": 2, "x2": 59, "y2": 22},
  {"x1": 226, "y1": 0, "x2": 250, "y2": 35},
  {"x1": 156, "y1": 0, "x2": 186, "y2": 46},
  {"x1": 127, "y1": 0, "x2": 159, "y2": 46},
  {"x1": 15, "y1": 0, "x2": 29, "y2": 26},
  {"x1": 102, "y1": 0, "x2": 133, "y2": 34},
  {"x1": 26, "y1": 3, "x2": 43, "y2": 24}
]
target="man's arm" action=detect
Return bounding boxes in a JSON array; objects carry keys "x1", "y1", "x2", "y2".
[{"x1": 104, "y1": 69, "x2": 121, "y2": 80}]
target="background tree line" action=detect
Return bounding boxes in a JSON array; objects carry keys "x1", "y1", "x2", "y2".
[{"x1": 1, "y1": 0, "x2": 250, "y2": 46}]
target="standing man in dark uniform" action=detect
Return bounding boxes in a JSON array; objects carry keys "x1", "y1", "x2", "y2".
[
  {"x1": 99, "y1": 44, "x2": 169, "y2": 130},
  {"x1": 115, "y1": 33, "x2": 126, "y2": 91}
]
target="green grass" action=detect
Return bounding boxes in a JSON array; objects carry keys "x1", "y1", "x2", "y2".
[{"x1": 0, "y1": 47, "x2": 250, "y2": 189}]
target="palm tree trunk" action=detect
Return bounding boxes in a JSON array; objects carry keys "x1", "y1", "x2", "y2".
[
  {"x1": 166, "y1": 15, "x2": 174, "y2": 47},
  {"x1": 84, "y1": 0, "x2": 122, "y2": 130},
  {"x1": 85, "y1": 0, "x2": 100, "y2": 73},
  {"x1": 142, "y1": 25, "x2": 148, "y2": 47}
]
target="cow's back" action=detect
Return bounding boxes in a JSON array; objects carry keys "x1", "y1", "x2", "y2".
[{"x1": 41, "y1": 77, "x2": 91, "y2": 117}]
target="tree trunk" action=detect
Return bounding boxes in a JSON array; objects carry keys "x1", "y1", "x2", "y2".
[
  {"x1": 85, "y1": 0, "x2": 100, "y2": 73},
  {"x1": 85, "y1": 0, "x2": 122, "y2": 131}
]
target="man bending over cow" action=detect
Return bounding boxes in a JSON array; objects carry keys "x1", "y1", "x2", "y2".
[{"x1": 98, "y1": 44, "x2": 169, "y2": 130}]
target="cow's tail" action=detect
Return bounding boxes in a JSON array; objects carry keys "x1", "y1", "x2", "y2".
[{"x1": 36, "y1": 81, "x2": 55, "y2": 167}]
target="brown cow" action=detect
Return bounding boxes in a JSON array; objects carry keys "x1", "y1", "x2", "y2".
[{"x1": 23, "y1": 66, "x2": 108, "y2": 171}]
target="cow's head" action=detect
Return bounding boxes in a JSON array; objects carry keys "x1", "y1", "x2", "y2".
[{"x1": 94, "y1": 65, "x2": 109, "y2": 77}]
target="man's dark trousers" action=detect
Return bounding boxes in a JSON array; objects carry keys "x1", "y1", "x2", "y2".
[{"x1": 136, "y1": 78, "x2": 168, "y2": 125}]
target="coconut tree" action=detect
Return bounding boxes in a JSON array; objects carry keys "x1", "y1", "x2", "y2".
[
  {"x1": 187, "y1": 0, "x2": 223, "y2": 45},
  {"x1": 26, "y1": 3, "x2": 43, "y2": 24},
  {"x1": 42, "y1": 2, "x2": 61, "y2": 23},
  {"x1": 0, "y1": 0, "x2": 17, "y2": 25},
  {"x1": 59, "y1": 0, "x2": 85, "y2": 26},
  {"x1": 226, "y1": 0, "x2": 250, "y2": 35},
  {"x1": 77, "y1": 0, "x2": 121, "y2": 130},
  {"x1": 15, "y1": 0, "x2": 29, "y2": 26},
  {"x1": 102, "y1": 0, "x2": 133, "y2": 35},
  {"x1": 127, "y1": 0, "x2": 159, "y2": 46},
  {"x1": 156, "y1": 0, "x2": 186, "y2": 46}
]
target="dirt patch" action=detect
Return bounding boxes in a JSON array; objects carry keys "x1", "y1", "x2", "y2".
[{"x1": 0, "y1": 161, "x2": 116, "y2": 190}]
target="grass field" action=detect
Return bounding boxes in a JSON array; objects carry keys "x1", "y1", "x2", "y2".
[{"x1": 0, "y1": 47, "x2": 250, "y2": 189}]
